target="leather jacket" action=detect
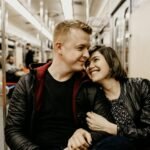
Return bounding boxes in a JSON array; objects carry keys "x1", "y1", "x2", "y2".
[
  {"x1": 116, "y1": 78, "x2": 150, "y2": 139},
  {"x1": 77, "y1": 78, "x2": 150, "y2": 148},
  {"x1": 5, "y1": 63, "x2": 111, "y2": 150}
]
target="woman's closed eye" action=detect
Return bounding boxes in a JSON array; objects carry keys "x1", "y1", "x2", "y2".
[{"x1": 92, "y1": 57, "x2": 99, "y2": 62}]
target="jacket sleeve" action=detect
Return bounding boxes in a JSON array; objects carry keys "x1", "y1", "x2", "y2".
[
  {"x1": 5, "y1": 75, "x2": 39, "y2": 150},
  {"x1": 76, "y1": 83, "x2": 112, "y2": 143},
  {"x1": 118, "y1": 78, "x2": 150, "y2": 139},
  {"x1": 89, "y1": 87, "x2": 113, "y2": 143}
]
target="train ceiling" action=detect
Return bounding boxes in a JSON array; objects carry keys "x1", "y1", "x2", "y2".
[{"x1": 2, "y1": 0, "x2": 107, "y2": 45}]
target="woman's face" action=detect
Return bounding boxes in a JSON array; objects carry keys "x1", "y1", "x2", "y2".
[{"x1": 85, "y1": 51, "x2": 110, "y2": 82}]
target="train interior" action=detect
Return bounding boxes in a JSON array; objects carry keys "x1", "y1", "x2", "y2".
[{"x1": 0, "y1": 0, "x2": 150, "y2": 149}]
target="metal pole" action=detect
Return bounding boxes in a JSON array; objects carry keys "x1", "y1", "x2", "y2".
[
  {"x1": 40, "y1": 33, "x2": 44, "y2": 62},
  {"x1": 1, "y1": 0, "x2": 7, "y2": 149}
]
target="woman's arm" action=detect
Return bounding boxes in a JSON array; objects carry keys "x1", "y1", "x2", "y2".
[
  {"x1": 86, "y1": 112, "x2": 117, "y2": 135},
  {"x1": 120, "y1": 79, "x2": 150, "y2": 139}
]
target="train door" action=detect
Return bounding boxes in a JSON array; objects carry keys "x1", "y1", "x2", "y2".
[{"x1": 111, "y1": 0, "x2": 130, "y2": 73}]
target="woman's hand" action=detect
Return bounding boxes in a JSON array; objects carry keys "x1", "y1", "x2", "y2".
[{"x1": 86, "y1": 112, "x2": 117, "y2": 135}]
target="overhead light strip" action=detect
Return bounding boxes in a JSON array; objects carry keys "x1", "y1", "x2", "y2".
[
  {"x1": 5, "y1": 0, "x2": 52, "y2": 40},
  {"x1": 60, "y1": 0, "x2": 73, "y2": 19}
]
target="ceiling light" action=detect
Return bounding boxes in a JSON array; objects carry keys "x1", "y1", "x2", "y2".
[
  {"x1": 5, "y1": 0, "x2": 52, "y2": 40},
  {"x1": 60, "y1": 0, "x2": 73, "y2": 19}
]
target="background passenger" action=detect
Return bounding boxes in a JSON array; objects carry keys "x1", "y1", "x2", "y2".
[
  {"x1": 6, "y1": 54, "x2": 20, "y2": 82},
  {"x1": 25, "y1": 43, "x2": 34, "y2": 68},
  {"x1": 85, "y1": 45, "x2": 150, "y2": 150}
]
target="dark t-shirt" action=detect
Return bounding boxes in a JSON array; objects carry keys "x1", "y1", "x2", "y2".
[{"x1": 34, "y1": 71, "x2": 76, "y2": 149}]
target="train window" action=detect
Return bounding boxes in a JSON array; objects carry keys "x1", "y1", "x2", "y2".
[{"x1": 124, "y1": 7, "x2": 130, "y2": 73}]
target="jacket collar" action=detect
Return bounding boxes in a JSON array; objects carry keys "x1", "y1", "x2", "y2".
[
  {"x1": 30, "y1": 62, "x2": 89, "y2": 82},
  {"x1": 30, "y1": 62, "x2": 51, "y2": 80}
]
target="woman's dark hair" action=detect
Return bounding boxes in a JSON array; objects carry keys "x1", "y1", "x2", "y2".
[{"x1": 87, "y1": 45, "x2": 127, "y2": 81}]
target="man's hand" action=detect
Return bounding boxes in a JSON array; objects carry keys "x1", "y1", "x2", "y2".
[{"x1": 67, "y1": 128, "x2": 92, "y2": 150}]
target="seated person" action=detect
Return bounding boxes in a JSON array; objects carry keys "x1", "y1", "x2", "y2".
[
  {"x1": 84, "y1": 45, "x2": 150, "y2": 150},
  {"x1": 6, "y1": 54, "x2": 21, "y2": 82}
]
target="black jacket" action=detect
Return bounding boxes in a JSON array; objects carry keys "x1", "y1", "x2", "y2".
[
  {"x1": 77, "y1": 78, "x2": 150, "y2": 148},
  {"x1": 113, "y1": 78, "x2": 150, "y2": 140},
  {"x1": 5, "y1": 63, "x2": 111, "y2": 150}
]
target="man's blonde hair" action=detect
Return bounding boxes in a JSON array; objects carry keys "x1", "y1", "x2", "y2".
[{"x1": 53, "y1": 20, "x2": 92, "y2": 43}]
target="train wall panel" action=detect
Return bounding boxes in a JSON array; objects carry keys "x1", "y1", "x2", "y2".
[{"x1": 129, "y1": 0, "x2": 150, "y2": 79}]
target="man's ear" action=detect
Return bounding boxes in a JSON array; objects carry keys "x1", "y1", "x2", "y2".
[{"x1": 55, "y1": 42, "x2": 63, "y2": 54}]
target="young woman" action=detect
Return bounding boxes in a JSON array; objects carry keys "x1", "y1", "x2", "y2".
[{"x1": 85, "y1": 45, "x2": 150, "y2": 150}]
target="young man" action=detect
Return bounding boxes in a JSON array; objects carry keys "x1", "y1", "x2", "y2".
[{"x1": 5, "y1": 20, "x2": 93, "y2": 150}]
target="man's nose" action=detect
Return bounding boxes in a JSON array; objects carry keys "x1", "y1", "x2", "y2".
[{"x1": 83, "y1": 49, "x2": 89, "y2": 59}]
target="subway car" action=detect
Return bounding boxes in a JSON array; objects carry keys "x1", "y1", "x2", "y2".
[{"x1": 0, "y1": 0, "x2": 150, "y2": 150}]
